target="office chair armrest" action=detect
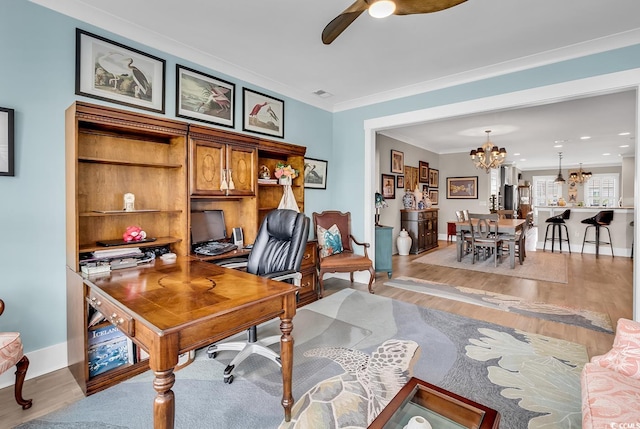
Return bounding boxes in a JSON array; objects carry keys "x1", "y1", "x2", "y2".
[
  {"x1": 264, "y1": 270, "x2": 302, "y2": 287},
  {"x1": 216, "y1": 260, "x2": 248, "y2": 270}
]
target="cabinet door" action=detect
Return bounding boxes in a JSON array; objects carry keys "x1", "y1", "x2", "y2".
[
  {"x1": 226, "y1": 145, "x2": 256, "y2": 196},
  {"x1": 191, "y1": 139, "x2": 225, "y2": 196},
  {"x1": 417, "y1": 220, "x2": 427, "y2": 251}
]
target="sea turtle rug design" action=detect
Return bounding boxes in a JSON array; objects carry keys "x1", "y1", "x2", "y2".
[{"x1": 279, "y1": 339, "x2": 420, "y2": 429}]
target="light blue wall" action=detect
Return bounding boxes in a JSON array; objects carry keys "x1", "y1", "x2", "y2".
[
  {"x1": 0, "y1": 0, "x2": 331, "y2": 353},
  {"x1": 1, "y1": 0, "x2": 639, "y2": 359}
]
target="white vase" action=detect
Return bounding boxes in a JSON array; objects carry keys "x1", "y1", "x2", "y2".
[
  {"x1": 279, "y1": 176, "x2": 292, "y2": 185},
  {"x1": 404, "y1": 415, "x2": 432, "y2": 429},
  {"x1": 397, "y1": 229, "x2": 412, "y2": 256}
]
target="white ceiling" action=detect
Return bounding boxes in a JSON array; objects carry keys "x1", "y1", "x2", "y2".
[{"x1": 33, "y1": 0, "x2": 640, "y2": 169}]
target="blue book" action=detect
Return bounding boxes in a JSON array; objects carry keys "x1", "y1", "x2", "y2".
[{"x1": 87, "y1": 323, "x2": 132, "y2": 378}]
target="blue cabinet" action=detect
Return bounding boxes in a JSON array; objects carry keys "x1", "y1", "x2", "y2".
[{"x1": 375, "y1": 225, "x2": 393, "y2": 278}]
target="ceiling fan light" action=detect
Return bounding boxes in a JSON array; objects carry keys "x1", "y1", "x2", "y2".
[{"x1": 368, "y1": 0, "x2": 396, "y2": 18}]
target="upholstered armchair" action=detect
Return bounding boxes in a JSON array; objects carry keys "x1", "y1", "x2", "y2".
[
  {"x1": 313, "y1": 211, "x2": 375, "y2": 298},
  {"x1": 0, "y1": 299, "x2": 33, "y2": 409}
]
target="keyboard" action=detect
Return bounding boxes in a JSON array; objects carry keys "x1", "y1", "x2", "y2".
[{"x1": 194, "y1": 241, "x2": 238, "y2": 256}]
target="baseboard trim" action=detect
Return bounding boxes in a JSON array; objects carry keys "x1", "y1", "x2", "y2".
[{"x1": 0, "y1": 342, "x2": 68, "y2": 389}]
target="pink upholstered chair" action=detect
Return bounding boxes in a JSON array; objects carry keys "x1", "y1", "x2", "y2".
[
  {"x1": 581, "y1": 318, "x2": 640, "y2": 428},
  {"x1": 0, "y1": 299, "x2": 33, "y2": 409}
]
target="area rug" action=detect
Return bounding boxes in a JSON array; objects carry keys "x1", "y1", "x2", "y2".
[
  {"x1": 414, "y1": 246, "x2": 569, "y2": 283},
  {"x1": 385, "y1": 276, "x2": 613, "y2": 333},
  {"x1": 17, "y1": 289, "x2": 587, "y2": 429}
]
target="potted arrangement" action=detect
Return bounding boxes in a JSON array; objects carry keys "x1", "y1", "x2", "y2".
[{"x1": 274, "y1": 162, "x2": 298, "y2": 185}]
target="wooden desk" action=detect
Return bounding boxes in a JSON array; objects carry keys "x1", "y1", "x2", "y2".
[
  {"x1": 83, "y1": 257, "x2": 297, "y2": 429},
  {"x1": 455, "y1": 219, "x2": 526, "y2": 268}
]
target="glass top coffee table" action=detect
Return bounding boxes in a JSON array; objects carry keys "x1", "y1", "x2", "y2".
[{"x1": 368, "y1": 377, "x2": 500, "y2": 429}]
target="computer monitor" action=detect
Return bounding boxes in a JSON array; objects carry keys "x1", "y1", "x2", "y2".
[{"x1": 191, "y1": 210, "x2": 228, "y2": 246}]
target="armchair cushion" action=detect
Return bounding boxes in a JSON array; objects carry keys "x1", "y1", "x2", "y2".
[
  {"x1": 0, "y1": 332, "x2": 23, "y2": 374},
  {"x1": 317, "y1": 223, "x2": 344, "y2": 258},
  {"x1": 590, "y1": 318, "x2": 640, "y2": 380}
]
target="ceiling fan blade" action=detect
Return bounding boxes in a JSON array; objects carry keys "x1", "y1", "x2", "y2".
[
  {"x1": 322, "y1": 0, "x2": 368, "y2": 44},
  {"x1": 394, "y1": 0, "x2": 467, "y2": 15}
]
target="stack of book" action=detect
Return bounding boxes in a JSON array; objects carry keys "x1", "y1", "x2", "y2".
[{"x1": 258, "y1": 178, "x2": 278, "y2": 184}]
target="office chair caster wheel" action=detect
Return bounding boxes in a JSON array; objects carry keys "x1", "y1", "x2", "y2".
[
  {"x1": 224, "y1": 375, "x2": 234, "y2": 384},
  {"x1": 208, "y1": 351, "x2": 218, "y2": 359}
]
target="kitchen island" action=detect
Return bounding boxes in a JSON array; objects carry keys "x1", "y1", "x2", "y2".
[{"x1": 534, "y1": 206, "x2": 634, "y2": 257}]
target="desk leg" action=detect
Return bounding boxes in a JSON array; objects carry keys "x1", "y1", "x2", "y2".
[
  {"x1": 280, "y1": 293, "x2": 296, "y2": 422},
  {"x1": 152, "y1": 368, "x2": 176, "y2": 429}
]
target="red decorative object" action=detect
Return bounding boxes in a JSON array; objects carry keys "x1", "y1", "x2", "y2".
[{"x1": 123, "y1": 225, "x2": 147, "y2": 242}]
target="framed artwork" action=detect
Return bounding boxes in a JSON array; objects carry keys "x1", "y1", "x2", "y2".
[
  {"x1": 396, "y1": 175, "x2": 405, "y2": 188},
  {"x1": 428, "y1": 168, "x2": 439, "y2": 188},
  {"x1": 429, "y1": 190, "x2": 439, "y2": 205},
  {"x1": 243, "y1": 88, "x2": 284, "y2": 138},
  {"x1": 422, "y1": 184, "x2": 428, "y2": 193},
  {"x1": 419, "y1": 161, "x2": 429, "y2": 182},
  {"x1": 176, "y1": 65, "x2": 235, "y2": 128},
  {"x1": 304, "y1": 157, "x2": 328, "y2": 189},
  {"x1": 381, "y1": 174, "x2": 396, "y2": 199},
  {"x1": 446, "y1": 176, "x2": 478, "y2": 199},
  {"x1": 0, "y1": 107, "x2": 14, "y2": 176},
  {"x1": 404, "y1": 166, "x2": 418, "y2": 191},
  {"x1": 391, "y1": 150, "x2": 404, "y2": 173},
  {"x1": 76, "y1": 28, "x2": 165, "y2": 113}
]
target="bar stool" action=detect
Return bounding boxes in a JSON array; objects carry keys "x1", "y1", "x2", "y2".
[
  {"x1": 543, "y1": 209, "x2": 571, "y2": 253},
  {"x1": 581, "y1": 210, "x2": 614, "y2": 257}
]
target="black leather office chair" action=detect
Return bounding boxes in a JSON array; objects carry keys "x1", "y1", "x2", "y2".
[{"x1": 207, "y1": 209, "x2": 309, "y2": 384}]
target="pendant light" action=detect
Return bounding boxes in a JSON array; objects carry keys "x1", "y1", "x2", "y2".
[{"x1": 554, "y1": 152, "x2": 566, "y2": 184}]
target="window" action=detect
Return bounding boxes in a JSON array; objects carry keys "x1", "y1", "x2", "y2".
[
  {"x1": 585, "y1": 174, "x2": 618, "y2": 207},
  {"x1": 532, "y1": 176, "x2": 562, "y2": 206}
]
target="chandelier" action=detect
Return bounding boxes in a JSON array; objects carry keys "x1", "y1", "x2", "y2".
[
  {"x1": 569, "y1": 163, "x2": 592, "y2": 184},
  {"x1": 554, "y1": 152, "x2": 566, "y2": 184},
  {"x1": 469, "y1": 130, "x2": 507, "y2": 173}
]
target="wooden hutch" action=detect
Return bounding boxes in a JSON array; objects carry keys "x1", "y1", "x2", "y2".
[{"x1": 65, "y1": 101, "x2": 316, "y2": 396}]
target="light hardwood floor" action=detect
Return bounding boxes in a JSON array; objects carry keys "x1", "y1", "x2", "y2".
[{"x1": 1, "y1": 232, "x2": 633, "y2": 428}]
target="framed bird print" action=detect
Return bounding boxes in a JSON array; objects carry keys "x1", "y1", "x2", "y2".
[
  {"x1": 75, "y1": 28, "x2": 165, "y2": 113},
  {"x1": 242, "y1": 88, "x2": 284, "y2": 138},
  {"x1": 0, "y1": 107, "x2": 14, "y2": 177},
  {"x1": 176, "y1": 65, "x2": 235, "y2": 128}
]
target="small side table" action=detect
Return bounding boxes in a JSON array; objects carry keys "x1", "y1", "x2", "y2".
[
  {"x1": 375, "y1": 225, "x2": 393, "y2": 278},
  {"x1": 447, "y1": 222, "x2": 457, "y2": 243}
]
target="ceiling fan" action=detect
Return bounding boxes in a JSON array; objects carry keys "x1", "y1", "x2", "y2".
[{"x1": 322, "y1": 0, "x2": 467, "y2": 44}]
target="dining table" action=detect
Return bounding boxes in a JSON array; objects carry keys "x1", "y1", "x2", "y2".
[{"x1": 455, "y1": 218, "x2": 527, "y2": 268}]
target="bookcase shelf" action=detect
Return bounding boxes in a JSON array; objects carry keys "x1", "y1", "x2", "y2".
[
  {"x1": 78, "y1": 156, "x2": 182, "y2": 169},
  {"x1": 79, "y1": 237, "x2": 182, "y2": 254},
  {"x1": 66, "y1": 101, "x2": 189, "y2": 396}
]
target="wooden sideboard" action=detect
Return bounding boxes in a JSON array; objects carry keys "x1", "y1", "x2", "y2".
[
  {"x1": 400, "y1": 209, "x2": 439, "y2": 254},
  {"x1": 65, "y1": 101, "x2": 317, "y2": 396}
]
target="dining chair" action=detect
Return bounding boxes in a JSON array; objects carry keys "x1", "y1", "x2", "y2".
[
  {"x1": 468, "y1": 213, "x2": 504, "y2": 267},
  {"x1": 497, "y1": 209, "x2": 516, "y2": 219},
  {"x1": 455, "y1": 210, "x2": 472, "y2": 255}
]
